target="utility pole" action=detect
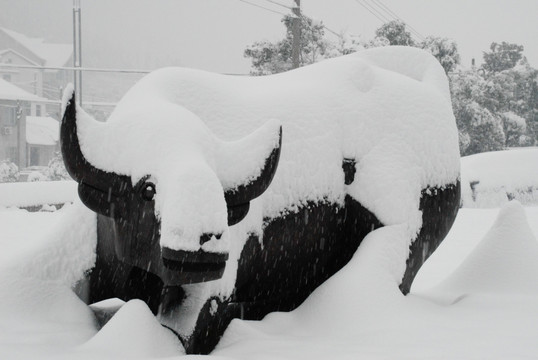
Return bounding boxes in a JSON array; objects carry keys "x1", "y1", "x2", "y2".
[
  {"x1": 291, "y1": 0, "x2": 301, "y2": 69},
  {"x1": 72, "y1": 0, "x2": 82, "y2": 106}
]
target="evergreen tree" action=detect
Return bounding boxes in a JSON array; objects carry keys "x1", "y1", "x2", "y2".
[
  {"x1": 483, "y1": 42, "x2": 525, "y2": 73},
  {"x1": 244, "y1": 14, "x2": 330, "y2": 75},
  {"x1": 374, "y1": 20, "x2": 415, "y2": 46},
  {"x1": 450, "y1": 70, "x2": 506, "y2": 155},
  {"x1": 419, "y1": 36, "x2": 460, "y2": 74}
]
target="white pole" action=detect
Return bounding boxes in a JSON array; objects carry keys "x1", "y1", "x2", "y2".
[{"x1": 72, "y1": 0, "x2": 82, "y2": 106}]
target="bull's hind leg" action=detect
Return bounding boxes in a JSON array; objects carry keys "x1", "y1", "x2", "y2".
[{"x1": 399, "y1": 181, "x2": 461, "y2": 294}]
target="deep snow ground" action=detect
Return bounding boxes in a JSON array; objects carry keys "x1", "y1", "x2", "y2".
[{"x1": 0, "y1": 203, "x2": 537, "y2": 359}]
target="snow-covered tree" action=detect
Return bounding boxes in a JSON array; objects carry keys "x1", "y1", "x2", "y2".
[
  {"x1": 244, "y1": 14, "x2": 331, "y2": 75},
  {"x1": 365, "y1": 36, "x2": 390, "y2": 49},
  {"x1": 480, "y1": 60, "x2": 538, "y2": 146},
  {"x1": 374, "y1": 20, "x2": 415, "y2": 46},
  {"x1": 450, "y1": 56, "x2": 538, "y2": 154},
  {"x1": 419, "y1": 36, "x2": 460, "y2": 74},
  {"x1": 483, "y1": 42, "x2": 525, "y2": 74},
  {"x1": 44, "y1": 152, "x2": 70, "y2": 181},
  {"x1": 501, "y1": 111, "x2": 528, "y2": 147},
  {"x1": 326, "y1": 33, "x2": 365, "y2": 57},
  {"x1": 0, "y1": 160, "x2": 19, "y2": 183},
  {"x1": 453, "y1": 99, "x2": 506, "y2": 155},
  {"x1": 450, "y1": 70, "x2": 506, "y2": 155}
]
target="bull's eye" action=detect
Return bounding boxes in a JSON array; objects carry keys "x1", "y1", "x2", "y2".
[{"x1": 141, "y1": 183, "x2": 156, "y2": 201}]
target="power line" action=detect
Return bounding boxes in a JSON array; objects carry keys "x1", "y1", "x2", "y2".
[
  {"x1": 353, "y1": 0, "x2": 389, "y2": 24},
  {"x1": 373, "y1": 0, "x2": 425, "y2": 39},
  {"x1": 236, "y1": 0, "x2": 341, "y2": 39},
  {"x1": 236, "y1": 0, "x2": 288, "y2": 16},
  {"x1": 368, "y1": 0, "x2": 425, "y2": 40},
  {"x1": 362, "y1": 0, "x2": 393, "y2": 23},
  {"x1": 262, "y1": 0, "x2": 292, "y2": 10},
  {"x1": 322, "y1": 24, "x2": 342, "y2": 38},
  {"x1": 354, "y1": 0, "x2": 424, "y2": 43},
  {"x1": 298, "y1": 14, "x2": 341, "y2": 38}
]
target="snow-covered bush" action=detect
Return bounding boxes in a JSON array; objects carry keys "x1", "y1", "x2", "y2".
[
  {"x1": 0, "y1": 160, "x2": 19, "y2": 183},
  {"x1": 44, "y1": 152, "x2": 70, "y2": 181},
  {"x1": 27, "y1": 171, "x2": 47, "y2": 182}
]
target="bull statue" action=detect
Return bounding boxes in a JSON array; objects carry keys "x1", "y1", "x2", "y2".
[{"x1": 62, "y1": 46, "x2": 460, "y2": 354}]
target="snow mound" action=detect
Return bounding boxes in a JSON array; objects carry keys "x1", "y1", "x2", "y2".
[
  {"x1": 0, "y1": 200, "x2": 96, "y2": 288},
  {"x1": 461, "y1": 148, "x2": 538, "y2": 208},
  {"x1": 0, "y1": 271, "x2": 95, "y2": 329},
  {"x1": 0, "y1": 180, "x2": 77, "y2": 208},
  {"x1": 81, "y1": 300, "x2": 184, "y2": 358},
  {"x1": 437, "y1": 201, "x2": 538, "y2": 295}
]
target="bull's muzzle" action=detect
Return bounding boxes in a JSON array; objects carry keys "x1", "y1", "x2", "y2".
[{"x1": 161, "y1": 245, "x2": 228, "y2": 284}]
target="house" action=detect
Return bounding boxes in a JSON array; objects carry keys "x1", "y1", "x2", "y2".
[
  {"x1": 0, "y1": 27, "x2": 72, "y2": 101},
  {"x1": 25, "y1": 115, "x2": 59, "y2": 166},
  {"x1": 0, "y1": 78, "x2": 57, "y2": 170}
]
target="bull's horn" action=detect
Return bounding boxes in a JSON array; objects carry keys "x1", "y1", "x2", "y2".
[
  {"x1": 217, "y1": 120, "x2": 282, "y2": 206},
  {"x1": 61, "y1": 87, "x2": 130, "y2": 196}
]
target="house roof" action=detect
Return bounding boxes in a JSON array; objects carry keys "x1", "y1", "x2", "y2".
[
  {"x1": 0, "y1": 78, "x2": 48, "y2": 102},
  {"x1": 26, "y1": 116, "x2": 59, "y2": 146},
  {"x1": 0, "y1": 48, "x2": 41, "y2": 66},
  {"x1": 0, "y1": 28, "x2": 72, "y2": 68}
]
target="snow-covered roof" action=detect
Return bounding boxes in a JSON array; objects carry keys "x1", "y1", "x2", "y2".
[
  {"x1": 461, "y1": 148, "x2": 538, "y2": 207},
  {"x1": 0, "y1": 28, "x2": 72, "y2": 67},
  {"x1": 0, "y1": 48, "x2": 41, "y2": 66},
  {"x1": 0, "y1": 78, "x2": 48, "y2": 102},
  {"x1": 26, "y1": 116, "x2": 59, "y2": 146}
]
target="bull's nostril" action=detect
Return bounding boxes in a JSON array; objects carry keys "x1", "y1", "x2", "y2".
[{"x1": 199, "y1": 233, "x2": 223, "y2": 245}]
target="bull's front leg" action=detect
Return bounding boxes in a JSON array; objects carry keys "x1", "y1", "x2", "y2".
[
  {"x1": 86, "y1": 215, "x2": 164, "y2": 314},
  {"x1": 158, "y1": 285, "x2": 239, "y2": 354}
]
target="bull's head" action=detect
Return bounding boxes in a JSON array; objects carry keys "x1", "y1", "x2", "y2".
[{"x1": 61, "y1": 89, "x2": 281, "y2": 286}]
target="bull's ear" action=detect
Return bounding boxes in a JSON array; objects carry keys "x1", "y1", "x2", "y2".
[{"x1": 217, "y1": 120, "x2": 282, "y2": 209}]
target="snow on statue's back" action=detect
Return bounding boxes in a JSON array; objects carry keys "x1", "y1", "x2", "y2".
[
  {"x1": 109, "y1": 46, "x2": 459, "y2": 225},
  {"x1": 62, "y1": 46, "x2": 460, "y2": 354}
]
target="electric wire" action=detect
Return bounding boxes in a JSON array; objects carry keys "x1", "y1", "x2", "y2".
[
  {"x1": 262, "y1": 0, "x2": 293, "y2": 10},
  {"x1": 369, "y1": 0, "x2": 425, "y2": 40},
  {"x1": 354, "y1": 0, "x2": 424, "y2": 43},
  {"x1": 236, "y1": 0, "x2": 288, "y2": 16},
  {"x1": 354, "y1": 0, "x2": 390, "y2": 24}
]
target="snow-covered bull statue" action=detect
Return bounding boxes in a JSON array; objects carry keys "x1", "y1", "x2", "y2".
[{"x1": 62, "y1": 46, "x2": 460, "y2": 354}]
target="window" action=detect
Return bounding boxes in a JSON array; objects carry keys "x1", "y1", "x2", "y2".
[
  {"x1": 29, "y1": 147, "x2": 40, "y2": 166},
  {"x1": 0, "y1": 107, "x2": 17, "y2": 126},
  {"x1": 6, "y1": 147, "x2": 17, "y2": 162}
]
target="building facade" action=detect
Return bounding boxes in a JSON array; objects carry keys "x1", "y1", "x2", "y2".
[{"x1": 0, "y1": 78, "x2": 57, "y2": 170}]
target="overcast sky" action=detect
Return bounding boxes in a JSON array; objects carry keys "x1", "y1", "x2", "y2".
[{"x1": 1, "y1": 0, "x2": 537, "y2": 73}]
